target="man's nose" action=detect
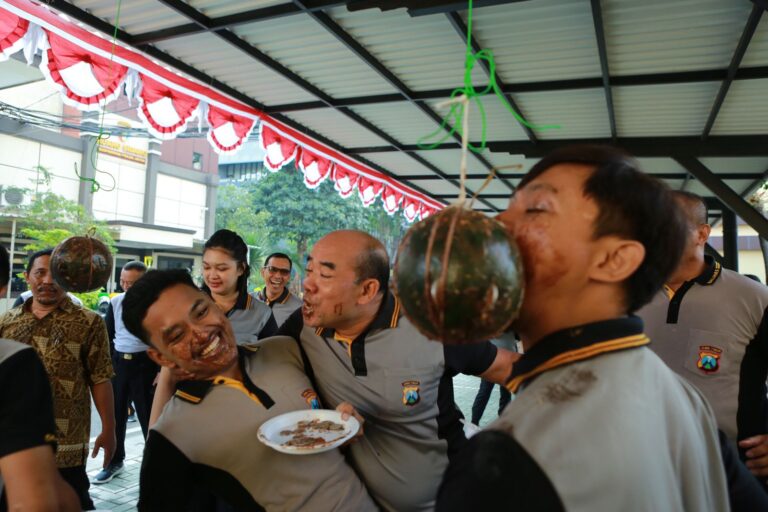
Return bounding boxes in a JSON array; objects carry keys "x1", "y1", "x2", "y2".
[{"x1": 41, "y1": 271, "x2": 54, "y2": 284}]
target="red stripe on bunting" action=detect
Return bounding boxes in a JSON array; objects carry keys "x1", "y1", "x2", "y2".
[
  {"x1": 137, "y1": 75, "x2": 200, "y2": 139},
  {"x1": 0, "y1": 6, "x2": 28, "y2": 58}
]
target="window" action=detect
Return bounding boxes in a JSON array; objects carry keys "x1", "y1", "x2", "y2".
[{"x1": 192, "y1": 152, "x2": 203, "y2": 171}]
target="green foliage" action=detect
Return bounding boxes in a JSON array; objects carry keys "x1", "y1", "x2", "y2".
[
  {"x1": 215, "y1": 164, "x2": 409, "y2": 290},
  {"x1": 13, "y1": 191, "x2": 116, "y2": 309}
]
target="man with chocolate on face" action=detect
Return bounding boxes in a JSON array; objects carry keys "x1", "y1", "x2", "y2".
[
  {"x1": 278, "y1": 230, "x2": 518, "y2": 512},
  {"x1": 123, "y1": 270, "x2": 376, "y2": 512},
  {"x1": 436, "y1": 146, "x2": 733, "y2": 511}
]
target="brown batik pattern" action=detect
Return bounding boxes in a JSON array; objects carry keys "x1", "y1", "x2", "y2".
[{"x1": 0, "y1": 299, "x2": 114, "y2": 468}]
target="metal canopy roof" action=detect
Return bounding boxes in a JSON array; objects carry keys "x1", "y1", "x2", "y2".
[{"x1": 12, "y1": 0, "x2": 768, "y2": 226}]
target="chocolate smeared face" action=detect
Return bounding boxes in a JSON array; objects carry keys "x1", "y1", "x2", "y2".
[
  {"x1": 394, "y1": 206, "x2": 525, "y2": 344},
  {"x1": 50, "y1": 236, "x2": 113, "y2": 292},
  {"x1": 143, "y1": 284, "x2": 239, "y2": 379}
]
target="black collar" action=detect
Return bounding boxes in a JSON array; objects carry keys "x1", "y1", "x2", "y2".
[
  {"x1": 506, "y1": 316, "x2": 649, "y2": 393},
  {"x1": 693, "y1": 255, "x2": 722, "y2": 286},
  {"x1": 314, "y1": 291, "x2": 401, "y2": 377},
  {"x1": 173, "y1": 346, "x2": 275, "y2": 407},
  {"x1": 315, "y1": 291, "x2": 401, "y2": 339},
  {"x1": 260, "y1": 287, "x2": 290, "y2": 307}
]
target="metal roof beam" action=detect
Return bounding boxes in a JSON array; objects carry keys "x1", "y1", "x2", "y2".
[
  {"x1": 701, "y1": 4, "x2": 763, "y2": 139},
  {"x1": 589, "y1": 0, "x2": 617, "y2": 140},
  {"x1": 674, "y1": 156, "x2": 768, "y2": 239},
  {"x1": 348, "y1": 136, "x2": 768, "y2": 157},
  {"x1": 265, "y1": 66, "x2": 768, "y2": 112},
  {"x1": 446, "y1": 11, "x2": 537, "y2": 142},
  {"x1": 132, "y1": 1, "x2": 345, "y2": 45},
  {"x1": 295, "y1": 3, "x2": 511, "y2": 198}
]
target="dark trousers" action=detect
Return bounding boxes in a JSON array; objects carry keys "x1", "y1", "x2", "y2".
[
  {"x1": 112, "y1": 351, "x2": 158, "y2": 464},
  {"x1": 59, "y1": 465, "x2": 95, "y2": 510},
  {"x1": 471, "y1": 379, "x2": 512, "y2": 425}
]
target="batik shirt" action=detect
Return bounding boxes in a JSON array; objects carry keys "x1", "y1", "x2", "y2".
[{"x1": 0, "y1": 298, "x2": 113, "y2": 468}]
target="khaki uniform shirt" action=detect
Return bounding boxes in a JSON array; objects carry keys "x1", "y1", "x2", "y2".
[{"x1": 0, "y1": 299, "x2": 113, "y2": 468}]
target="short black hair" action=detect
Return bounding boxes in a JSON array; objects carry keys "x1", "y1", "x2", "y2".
[
  {"x1": 26, "y1": 249, "x2": 53, "y2": 273},
  {"x1": 122, "y1": 261, "x2": 147, "y2": 273},
  {"x1": 263, "y1": 252, "x2": 292, "y2": 270},
  {"x1": 202, "y1": 229, "x2": 250, "y2": 298},
  {"x1": 122, "y1": 269, "x2": 198, "y2": 347},
  {"x1": 0, "y1": 245, "x2": 9, "y2": 290},
  {"x1": 354, "y1": 236, "x2": 390, "y2": 295},
  {"x1": 520, "y1": 145, "x2": 686, "y2": 313},
  {"x1": 673, "y1": 191, "x2": 708, "y2": 227}
]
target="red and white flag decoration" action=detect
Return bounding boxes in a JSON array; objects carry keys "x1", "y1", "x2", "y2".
[
  {"x1": 332, "y1": 166, "x2": 359, "y2": 198},
  {"x1": 260, "y1": 125, "x2": 298, "y2": 171},
  {"x1": 137, "y1": 75, "x2": 200, "y2": 140},
  {"x1": 207, "y1": 105, "x2": 256, "y2": 154},
  {"x1": 0, "y1": 6, "x2": 27, "y2": 60},
  {"x1": 403, "y1": 197, "x2": 422, "y2": 222},
  {"x1": 381, "y1": 185, "x2": 404, "y2": 215},
  {"x1": 40, "y1": 31, "x2": 128, "y2": 110},
  {"x1": 298, "y1": 149, "x2": 332, "y2": 189},
  {"x1": 357, "y1": 176, "x2": 384, "y2": 207}
]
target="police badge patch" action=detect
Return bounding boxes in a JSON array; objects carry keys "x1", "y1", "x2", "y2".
[
  {"x1": 302, "y1": 389, "x2": 321, "y2": 409},
  {"x1": 697, "y1": 345, "x2": 722, "y2": 374},
  {"x1": 402, "y1": 380, "x2": 420, "y2": 406}
]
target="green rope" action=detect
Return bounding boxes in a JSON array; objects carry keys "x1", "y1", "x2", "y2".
[{"x1": 417, "y1": 0, "x2": 560, "y2": 152}]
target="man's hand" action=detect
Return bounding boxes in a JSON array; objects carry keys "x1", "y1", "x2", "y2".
[
  {"x1": 739, "y1": 435, "x2": 768, "y2": 477},
  {"x1": 336, "y1": 402, "x2": 364, "y2": 444},
  {"x1": 92, "y1": 429, "x2": 116, "y2": 468}
]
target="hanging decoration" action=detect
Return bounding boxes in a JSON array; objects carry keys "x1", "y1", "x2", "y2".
[
  {"x1": 137, "y1": 75, "x2": 200, "y2": 139},
  {"x1": 0, "y1": 6, "x2": 26, "y2": 60},
  {"x1": 298, "y1": 149, "x2": 332, "y2": 189},
  {"x1": 0, "y1": 0, "x2": 443, "y2": 221}
]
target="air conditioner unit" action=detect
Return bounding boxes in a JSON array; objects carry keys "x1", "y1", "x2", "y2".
[{"x1": 0, "y1": 186, "x2": 30, "y2": 208}]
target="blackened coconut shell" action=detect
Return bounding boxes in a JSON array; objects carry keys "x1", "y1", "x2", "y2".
[
  {"x1": 50, "y1": 236, "x2": 113, "y2": 293},
  {"x1": 394, "y1": 206, "x2": 524, "y2": 344}
]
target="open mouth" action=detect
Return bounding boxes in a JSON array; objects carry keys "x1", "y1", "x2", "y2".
[
  {"x1": 302, "y1": 302, "x2": 314, "y2": 316},
  {"x1": 196, "y1": 331, "x2": 225, "y2": 360}
]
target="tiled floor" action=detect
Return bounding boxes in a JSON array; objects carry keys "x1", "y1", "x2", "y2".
[{"x1": 83, "y1": 374, "x2": 499, "y2": 510}]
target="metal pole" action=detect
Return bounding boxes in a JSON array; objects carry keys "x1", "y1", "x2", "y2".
[{"x1": 7, "y1": 218, "x2": 16, "y2": 301}]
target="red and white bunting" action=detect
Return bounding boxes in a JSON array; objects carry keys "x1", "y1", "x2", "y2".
[
  {"x1": 381, "y1": 185, "x2": 404, "y2": 215},
  {"x1": 403, "y1": 197, "x2": 422, "y2": 222},
  {"x1": 207, "y1": 105, "x2": 256, "y2": 154},
  {"x1": 0, "y1": 1, "x2": 445, "y2": 221},
  {"x1": 298, "y1": 148, "x2": 332, "y2": 189},
  {"x1": 0, "y1": 6, "x2": 27, "y2": 60},
  {"x1": 137, "y1": 75, "x2": 200, "y2": 140},
  {"x1": 332, "y1": 166, "x2": 359, "y2": 198},
  {"x1": 40, "y1": 31, "x2": 128, "y2": 110},
  {"x1": 357, "y1": 176, "x2": 384, "y2": 207},
  {"x1": 260, "y1": 125, "x2": 298, "y2": 171}
]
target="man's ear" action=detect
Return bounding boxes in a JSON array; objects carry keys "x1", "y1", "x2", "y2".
[
  {"x1": 146, "y1": 347, "x2": 178, "y2": 369},
  {"x1": 357, "y1": 278, "x2": 381, "y2": 305},
  {"x1": 696, "y1": 224, "x2": 711, "y2": 246},
  {"x1": 589, "y1": 238, "x2": 646, "y2": 284}
]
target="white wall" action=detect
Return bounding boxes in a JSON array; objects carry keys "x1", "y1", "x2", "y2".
[
  {"x1": 154, "y1": 173, "x2": 207, "y2": 238},
  {"x1": 91, "y1": 153, "x2": 146, "y2": 223},
  {"x1": 0, "y1": 134, "x2": 81, "y2": 202}
]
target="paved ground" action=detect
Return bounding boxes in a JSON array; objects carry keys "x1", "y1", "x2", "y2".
[{"x1": 84, "y1": 374, "x2": 503, "y2": 510}]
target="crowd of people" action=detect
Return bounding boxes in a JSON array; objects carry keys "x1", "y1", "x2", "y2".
[{"x1": 1, "y1": 144, "x2": 768, "y2": 511}]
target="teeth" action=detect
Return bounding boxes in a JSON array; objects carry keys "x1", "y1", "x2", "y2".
[{"x1": 201, "y1": 335, "x2": 220, "y2": 357}]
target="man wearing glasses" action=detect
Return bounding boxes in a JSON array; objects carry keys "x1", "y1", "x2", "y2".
[{"x1": 258, "y1": 253, "x2": 303, "y2": 327}]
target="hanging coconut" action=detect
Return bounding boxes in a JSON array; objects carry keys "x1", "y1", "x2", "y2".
[
  {"x1": 394, "y1": 205, "x2": 524, "y2": 344},
  {"x1": 50, "y1": 234, "x2": 113, "y2": 293}
]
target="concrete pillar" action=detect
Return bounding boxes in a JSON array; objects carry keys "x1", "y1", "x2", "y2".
[{"x1": 143, "y1": 140, "x2": 161, "y2": 225}]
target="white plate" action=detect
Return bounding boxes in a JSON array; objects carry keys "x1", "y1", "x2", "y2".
[{"x1": 257, "y1": 409, "x2": 359, "y2": 455}]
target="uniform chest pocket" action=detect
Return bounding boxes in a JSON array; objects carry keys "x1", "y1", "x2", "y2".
[
  {"x1": 383, "y1": 367, "x2": 441, "y2": 414},
  {"x1": 683, "y1": 328, "x2": 732, "y2": 379}
]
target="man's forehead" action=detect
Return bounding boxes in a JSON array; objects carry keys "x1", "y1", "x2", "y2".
[
  {"x1": 29, "y1": 256, "x2": 51, "y2": 271},
  {"x1": 267, "y1": 256, "x2": 291, "y2": 268}
]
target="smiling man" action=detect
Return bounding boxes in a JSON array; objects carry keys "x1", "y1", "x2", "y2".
[
  {"x1": 257, "y1": 252, "x2": 302, "y2": 327},
  {"x1": 437, "y1": 146, "x2": 731, "y2": 511},
  {"x1": 122, "y1": 269, "x2": 375, "y2": 512},
  {"x1": 278, "y1": 230, "x2": 517, "y2": 512},
  {"x1": 0, "y1": 249, "x2": 115, "y2": 511}
]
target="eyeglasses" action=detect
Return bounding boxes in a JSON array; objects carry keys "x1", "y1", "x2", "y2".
[{"x1": 264, "y1": 266, "x2": 291, "y2": 276}]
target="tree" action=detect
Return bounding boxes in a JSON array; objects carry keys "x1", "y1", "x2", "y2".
[{"x1": 14, "y1": 191, "x2": 116, "y2": 309}]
